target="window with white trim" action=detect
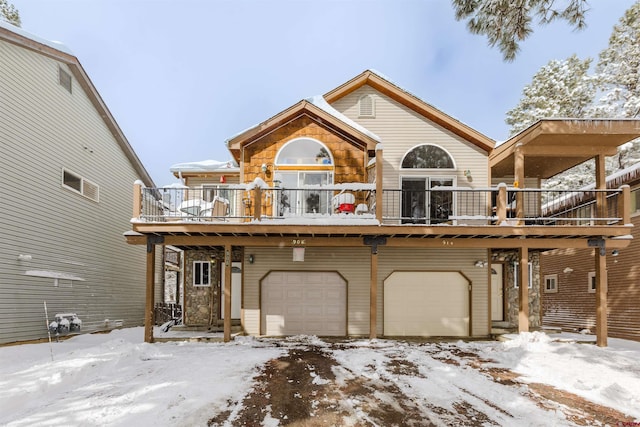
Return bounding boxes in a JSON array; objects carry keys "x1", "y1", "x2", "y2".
[
  {"x1": 359, "y1": 94, "x2": 375, "y2": 117},
  {"x1": 588, "y1": 271, "x2": 596, "y2": 293},
  {"x1": 62, "y1": 168, "x2": 99, "y2": 202},
  {"x1": 513, "y1": 261, "x2": 533, "y2": 288},
  {"x1": 544, "y1": 274, "x2": 558, "y2": 293},
  {"x1": 193, "y1": 261, "x2": 211, "y2": 287}
]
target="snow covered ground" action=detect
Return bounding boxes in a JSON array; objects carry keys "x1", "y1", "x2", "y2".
[{"x1": 0, "y1": 328, "x2": 638, "y2": 426}]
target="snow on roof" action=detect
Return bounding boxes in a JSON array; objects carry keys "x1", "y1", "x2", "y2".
[
  {"x1": 305, "y1": 95, "x2": 381, "y2": 142},
  {"x1": 169, "y1": 159, "x2": 239, "y2": 173},
  {"x1": 0, "y1": 19, "x2": 74, "y2": 56}
]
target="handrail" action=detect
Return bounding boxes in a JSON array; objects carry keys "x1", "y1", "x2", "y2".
[{"x1": 132, "y1": 182, "x2": 630, "y2": 226}]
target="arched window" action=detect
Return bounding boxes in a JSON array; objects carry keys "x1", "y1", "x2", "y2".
[
  {"x1": 276, "y1": 138, "x2": 333, "y2": 165},
  {"x1": 401, "y1": 144, "x2": 455, "y2": 169},
  {"x1": 359, "y1": 94, "x2": 375, "y2": 117}
]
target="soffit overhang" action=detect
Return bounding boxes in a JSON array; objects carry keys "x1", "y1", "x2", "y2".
[{"x1": 490, "y1": 119, "x2": 640, "y2": 179}]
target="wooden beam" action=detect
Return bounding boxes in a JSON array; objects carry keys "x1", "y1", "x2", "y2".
[
  {"x1": 144, "y1": 239, "x2": 156, "y2": 343},
  {"x1": 224, "y1": 244, "x2": 232, "y2": 342},
  {"x1": 518, "y1": 246, "x2": 529, "y2": 333},
  {"x1": 496, "y1": 184, "x2": 507, "y2": 223},
  {"x1": 131, "y1": 234, "x2": 633, "y2": 251},
  {"x1": 370, "y1": 249, "x2": 378, "y2": 339},
  {"x1": 519, "y1": 145, "x2": 618, "y2": 157},
  {"x1": 595, "y1": 248, "x2": 608, "y2": 347},
  {"x1": 620, "y1": 185, "x2": 631, "y2": 225}
]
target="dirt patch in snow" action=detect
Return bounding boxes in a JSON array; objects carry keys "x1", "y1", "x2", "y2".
[{"x1": 208, "y1": 340, "x2": 636, "y2": 426}]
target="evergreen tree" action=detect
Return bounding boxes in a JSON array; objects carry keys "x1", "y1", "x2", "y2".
[
  {"x1": 505, "y1": 55, "x2": 596, "y2": 136},
  {"x1": 0, "y1": 0, "x2": 20, "y2": 27},
  {"x1": 452, "y1": 0, "x2": 588, "y2": 61},
  {"x1": 592, "y1": 2, "x2": 640, "y2": 170}
]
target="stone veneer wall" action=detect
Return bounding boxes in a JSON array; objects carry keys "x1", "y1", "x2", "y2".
[
  {"x1": 494, "y1": 250, "x2": 541, "y2": 328},
  {"x1": 184, "y1": 250, "x2": 220, "y2": 326}
]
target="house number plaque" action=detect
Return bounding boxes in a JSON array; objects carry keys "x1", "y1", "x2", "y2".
[{"x1": 292, "y1": 239, "x2": 306, "y2": 245}]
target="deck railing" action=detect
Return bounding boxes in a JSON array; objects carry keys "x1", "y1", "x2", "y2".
[{"x1": 133, "y1": 182, "x2": 631, "y2": 226}]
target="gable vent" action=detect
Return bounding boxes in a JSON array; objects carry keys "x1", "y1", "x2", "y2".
[{"x1": 359, "y1": 94, "x2": 375, "y2": 117}]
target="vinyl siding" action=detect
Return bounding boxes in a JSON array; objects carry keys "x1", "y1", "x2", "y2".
[
  {"x1": 0, "y1": 39, "x2": 158, "y2": 344},
  {"x1": 242, "y1": 246, "x2": 489, "y2": 337},
  {"x1": 330, "y1": 86, "x2": 490, "y2": 190}
]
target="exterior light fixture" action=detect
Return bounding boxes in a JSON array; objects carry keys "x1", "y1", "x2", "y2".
[
  {"x1": 261, "y1": 163, "x2": 268, "y2": 173},
  {"x1": 464, "y1": 169, "x2": 472, "y2": 182},
  {"x1": 612, "y1": 250, "x2": 619, "y2": 256},
  {"x1": 248, "y1": 254, "x2": 254, "y2": 264}
]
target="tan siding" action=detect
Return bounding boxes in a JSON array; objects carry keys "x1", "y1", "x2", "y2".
[
  {"x1": 331, "y1": 86, "x2": 490, "y2": 191},
  {"x1": 242, "y1": 247, "x2": 371, "y2": 336},
  {"x1": 0, "y1": 39, "x2": 155, "y2": 344},
  {"x1": 377, "y1": 247, "x2": 489, "y2": 337}
]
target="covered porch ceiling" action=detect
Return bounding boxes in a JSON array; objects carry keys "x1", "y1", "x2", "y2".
[{"x1": 490, "y1": 119, "x2": 640, "y2": 179}]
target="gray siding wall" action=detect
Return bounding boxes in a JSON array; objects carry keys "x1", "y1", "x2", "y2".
[
  {"x1": 0, "y1": 39, "x2": 158, "y2": 344},
  {"x1": 242, "y1": 246, "x2": 489, "y2": 337}
]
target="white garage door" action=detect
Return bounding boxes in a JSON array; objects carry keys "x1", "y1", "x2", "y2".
[
  {"x1": 261, "y1": 271, "x2": 346, "y2": 336},
  {"x1": 384, "y1": 271, "x2": 469, "y2": 337}
]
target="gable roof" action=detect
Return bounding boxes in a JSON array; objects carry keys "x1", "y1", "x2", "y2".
[
  {"x1": 226, "y1": 97, "x2": 381, "y2": 161},
  {"x1": 0, "y1": 20, "x2": 155, "y2": 187},
  {"x1": 323, "y1": 70, "x2": 495, "y2": 153}
]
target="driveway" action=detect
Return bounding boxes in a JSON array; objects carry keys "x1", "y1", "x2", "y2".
[{"x1": 208, "y1": 337, "x2": 633, "y2": 426}]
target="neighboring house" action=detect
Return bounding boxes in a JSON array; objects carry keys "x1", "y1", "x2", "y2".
[
  {"x1": 0, "y1": 21, "x2": 159, "y2": 344},
  {"x1": 541, "y1": 162, "x2": 640, "y2": 342},
  {"x1": 128, "y1": 70, "x2": 640, "y2": 346}
]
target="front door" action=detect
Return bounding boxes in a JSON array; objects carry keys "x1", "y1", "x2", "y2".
[{"x1": 491, "y1": 265, "x2": 504, "y2": 321}]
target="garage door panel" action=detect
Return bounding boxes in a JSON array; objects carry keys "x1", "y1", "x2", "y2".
[
  {"x1": 384, "y1": 271, "x2": 469, "y2": 337},
  {"x1": 262, "y1": 272, "x2": 346, "y2": 336}
]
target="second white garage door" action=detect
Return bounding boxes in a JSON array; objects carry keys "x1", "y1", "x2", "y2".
[
  {"x1": 261, "y1": 271, "x2": 346, "y2": 336},
  {"x1": 384, "y1": 271, "x2": 470, "y2": 337}
]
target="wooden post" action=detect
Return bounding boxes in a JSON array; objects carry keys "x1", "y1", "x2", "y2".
[
  {"x1": 253, "y1": 187, "x2": 262, "y2": 221},
  {"x1": 375, "y1": 147, "x2": 383, "y2": 222},
  {"x1": 514, "y1": 146, "x2": 525, "y2": 225},
  {"x1": 619, "y1": 185, "x2": 631, "y2": 225},
  {"x1": 133, "y1": 182, "x2": 143, "y2": 219},
  {"x1": 496, "y1": 183, "x2": 507, "y2": 224},
  {"x1": 224, "y1": 245, "x2": 232, "y2": 343},
  {"x1": 595, "y1": 154, "x2": 606, "y2": 225},
  {"x1": 370, "y1": 249, "x2": 378, "y2": 339},
  {"x1": 144, "y1": 238, "x2": 156, "y2": 343},
  {"x1": 595, "y1": 248, "x2": 608, "y2": 347},
  {"x1": 518, "y1": 246, "x2": 529, "y2": 333}
]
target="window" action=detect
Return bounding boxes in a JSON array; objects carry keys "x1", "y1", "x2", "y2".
[
  {"x1": 359, "y1": 94, "x2": 375, "y2": 117},
  {"x1": 588, "y1": 271, "x2": 596, "y2": 293},
  {"x1": 59, "y1": 66, "x2": 72, "y2": 93},
  {"x1": 276, "y1": 138, "x2": 333, "y2": 165},
  {"x1": 513, "y1": 262, "x2": 533, "y2": 288},
  {"x1": 544, "y1": 274, "x2": 558, "y2": 293},
  {"x1": 62, "y1": 168, "x2": 99, "y2": 202},
  {"x1": 401, "y1": 144, "x2": 455, "y2": 169},
  {"x1": 193, "y1": 261, "x2": 211, "y2": 287}
]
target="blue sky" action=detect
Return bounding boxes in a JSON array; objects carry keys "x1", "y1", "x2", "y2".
[{"x1": 11, "y1": 0, "x2": 638, "y2": 185}]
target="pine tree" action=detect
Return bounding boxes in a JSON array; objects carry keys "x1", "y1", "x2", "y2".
[
  {"x1": 592, "y1": 2, "x2": 640, "y2": 170},
  {"x1": 505, "y1": 55, "x2": 596, "y2": 136},
  {"x1": 0, "y1": 0, "x2": 21, "y2": 27},
  {"x1": 452, "y1": 0, "x2": 588, "y2": 61}
]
